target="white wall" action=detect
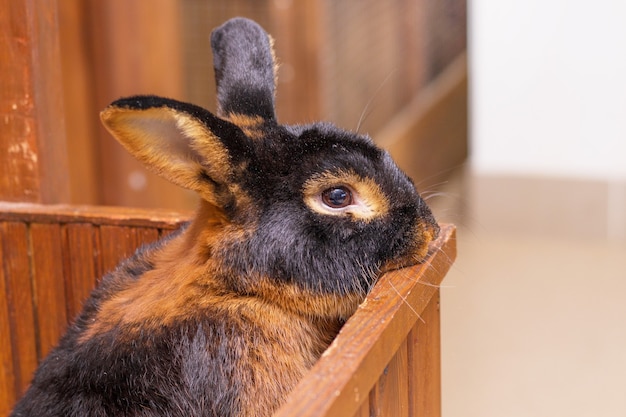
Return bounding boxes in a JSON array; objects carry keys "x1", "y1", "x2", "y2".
[{"x1": 470, "y1": 0, "x2": 626, "y2": 180}]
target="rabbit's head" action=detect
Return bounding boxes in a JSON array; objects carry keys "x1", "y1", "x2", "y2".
[{"x1": 100, "y1": 18, "x2": 439, "y2": 318}]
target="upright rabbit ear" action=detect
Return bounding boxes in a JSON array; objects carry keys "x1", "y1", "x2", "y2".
[
  {"x1": 211, "y1": 17, "x2": 277, "y2": 122},
  {"x1": 100, "y1": 95, "x2": 251, "y2": 208}
]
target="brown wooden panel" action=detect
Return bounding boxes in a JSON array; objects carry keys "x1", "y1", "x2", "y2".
[
  {"x1": 269, "y1": 0, "x2": 323, "y2": 124},
  {"x1": 352, "y1": 398, "x2": 370, "y2": 417},
  {"x1": 58, "y1": 0, "x2": 102, "y2": 205},
  {"x1": 0, "y1": 0, "x2": 69, "y2": 203},
  {"x1": 62, "y1": 223, "x2": 99, "y2": 320},
  {"x1": 87, "y1": 0, "x2": 193, "y2": 210},
  {"x1": 0, "y1": 232, "x2": 18, "y2": 415},
  {"x1": 371, "y1": 342, "x2": 409, "y2": 417},
  {"x1": 30, "y1": 223, "x2": 68, "y2": 359},
  {"x1": 0, "y1": 202, "x2": 191, "y2": 229},
  {"x1": 0, "y1": 222, "x2": 38, "y2": 398},
  {"x1": 99, "y1": 225, "x2": 137, "y2": 275},
  {"x1": 408, "y1": 291, "x2": 442, "y2": 417},
  {"x1": 134, "y1": 228, "x2": 160, "y2": 248}
]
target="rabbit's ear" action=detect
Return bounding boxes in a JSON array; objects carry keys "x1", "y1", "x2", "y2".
[
  {"x1": 100, "y1": 95, "x2": 250, "y2": 207},
  {"x1": 211, "y1": 18, "x2": 277, "y2": 122}
]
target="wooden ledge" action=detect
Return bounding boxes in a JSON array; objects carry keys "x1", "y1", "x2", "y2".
[
  {"x1": 0, "y1": 202, "x2": 192, "y2": 229},
  {"x1": 274, "y1": 224, "x2": 456, "y2": 417}
]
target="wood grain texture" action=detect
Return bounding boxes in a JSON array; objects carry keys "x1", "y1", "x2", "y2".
[
  {"x1": 30, "y1": 223, "x2": 68, "y2": 359},
  {"x1": 371, "y1": 342, "x2": 410, "y2": 417},
  {"x1": 0, "y1": 203, "x2": 190, "y2": 413},
  {"x1": 0, "y1": 0, "x2": 69, "y2": 203},
  {"x1": 273, "y1": 224, "x2": 456, "y2": 417},
  {"x1": 0, "y1": 223, "x2": 38, "y2": 398},
  {"x1": 0, "y1": 202, "x2": 192, "y2": 229},
  {"x1": 409, "y1": 292, "x2": 442, "y2": 417},
  {"x1": 0, "y1": 232, "x2": 18, "y2": 416},
  {"x1": 62, "y1": 223, "x2": 98, "y2": 320}
]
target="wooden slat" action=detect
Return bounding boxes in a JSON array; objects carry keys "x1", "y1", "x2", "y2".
[
  {"x1": 0, "y1": 222, "x2": 38, "y2": 398},
  {"x1": 0, "y1": 0, "x2": 69, "y2": 203},
  {"x1": 408, "y1": 291, "x2": 442, "y2": 416},
  {"x1": 269, "y1": 0, "x2": 323, "y2": 124},
  {"x1": 352, "y1": 399, "x2": 370, "y2": 417},
  {"x1": 273, "y1": 224, "x2": 456, "y2": 417},
  {"x1": 62, "y1": 223, "x2": 99, "y2": 320},
  {"x1": 134, "y1": 227, "x2": 160, "y2": 248},
  {"x1": 0, "y1": 231, "x2": 18, "y2": 415},
  {"x1": 58, "y1": 0, "x2": 102, "y2": 205},
  {"x1": 99, "y1": 225, "x2": 152, "y2": 275},
  {"x1": 0, "y1": 202, "x2": 191, "y2": 229},
  {"x1": 30, "y1": 223, "x2": 68, "y2": 359},
  {"x1": 372, "y1": 342, "x2": 410, "y2": 417},
  {"x1": 87, "y1": 0, "x2": 192, "y2": 210}
]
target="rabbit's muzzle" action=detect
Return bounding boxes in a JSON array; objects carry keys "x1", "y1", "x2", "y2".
[{"x1": 379, "y1": 220, "x2": 440, "y2": 273}]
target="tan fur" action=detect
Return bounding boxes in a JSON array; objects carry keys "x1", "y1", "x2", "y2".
[
  {"x1": 268, "y1": 34, "x2": 279, "y2": 93},
  {"x1": 100, "y1": 107, "x2": 232, "y2": 206},
  {"x1": 79, "y1": 201, "x2": 354, "y2": 341},
  {"x1": 302, "y1": 170, "x2": 390, "y2": 221},
  {"x1": 227, "y1": 113, "x2": 265, "y2": 139}
]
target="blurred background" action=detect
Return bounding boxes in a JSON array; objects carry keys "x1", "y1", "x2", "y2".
[
  {"x1": 49, "y1": 0, "x2": 467, "y2": 210},
  {"x1": 440, "y1": 2, "x2": 626, "y2": 416},
  {"x1": 2, "y1": 1, "x2": 625, "y2": 416}
]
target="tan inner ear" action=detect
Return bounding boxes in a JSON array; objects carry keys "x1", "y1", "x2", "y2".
[{"x1": 100, "y1": 106, "x2": 232, "y2": 206}]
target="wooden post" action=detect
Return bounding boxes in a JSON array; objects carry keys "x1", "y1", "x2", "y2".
[{"x1": 0, "y1": 1, "x2": 70, "y2": 203}]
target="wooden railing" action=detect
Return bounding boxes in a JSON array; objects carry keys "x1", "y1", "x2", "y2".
[{"x1": 0, "y1": 202, "x2": 456, "y2": 416}]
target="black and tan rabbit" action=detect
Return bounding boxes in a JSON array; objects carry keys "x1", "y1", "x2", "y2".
[{"x1": 11, "y1": 17, "x2": 439, "y2": 417}]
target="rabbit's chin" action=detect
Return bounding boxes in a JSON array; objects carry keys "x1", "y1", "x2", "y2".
[{"x1": 379, "y1": 251, "x2": 425, "y2": 274}]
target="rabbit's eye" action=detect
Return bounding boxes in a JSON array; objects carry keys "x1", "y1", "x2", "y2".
[{"x1": 321, "y1": 187, "x2": 353, "y2": 208}]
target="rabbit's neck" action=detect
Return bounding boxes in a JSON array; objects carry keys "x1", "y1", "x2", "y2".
[
  {"x1": 183, "y1": 200, "x2": 366, "y2": 321},
  {"x1": 78, "y1": 201, "x2": 354, "y2": 342}
]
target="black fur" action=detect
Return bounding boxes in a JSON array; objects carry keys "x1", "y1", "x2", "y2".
[
  {"x1": 211, "y1": 18, "x2": 277, "y2": 120},
  {"x1": 11, "y1": 17, "x2": 439, "y2": 417}
]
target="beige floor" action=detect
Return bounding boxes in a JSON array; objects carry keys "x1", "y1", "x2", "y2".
[{"x1": 431, "y1": 170, "x2": 626, "y2": 417}]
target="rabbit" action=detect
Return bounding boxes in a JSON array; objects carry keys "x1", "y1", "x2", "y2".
[{"x1": 10, "y1": 17, "x2": 439, "y2": 417}]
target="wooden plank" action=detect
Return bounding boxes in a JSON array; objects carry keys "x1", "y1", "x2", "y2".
[
  {"x1": 0, "y1": 222, "x2": 38, "y2": 398},
  {"x1": 352, "y1": 398, "x2": 370, "y2": 417},
  {"x1": 99, "y1": 225, "x2": 138, "y2": 275},
  {"x1": 87, "y1": 0, "x2": 194, "y2": 210},
  {"x1": 62, "y1": 223, "x2": 98, "y2": 320},
  {"x1": 269, "y1": 0, "x2": 323, "y2": 123},
  {"x1": 134, "y1": 227, "x2": 160, "y2": 248},
  {"x1": 408, "y1": 291, "x2": 442, "y2": 417},
  {"x1": 371, "y1": 343, "x2": 409, "y2": 417},
  {"x1": 58, "y1": 0, "x2": 102, "y2": 205},
  {"x1": 273, "y1": 224, "x2": 456, "y2": 417},
  {"x1": 0, "y1": 0, "x2": 69, "y2": 203},
  {"x1": 30, "y1": 223, "x2": 68, "y2": 359},
  {"x1": 0, "y1": 230, "x2": 18, "y2": 415},
  {"x1": 0, "y1": 202, "x2": 191, "y2": 229}
]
